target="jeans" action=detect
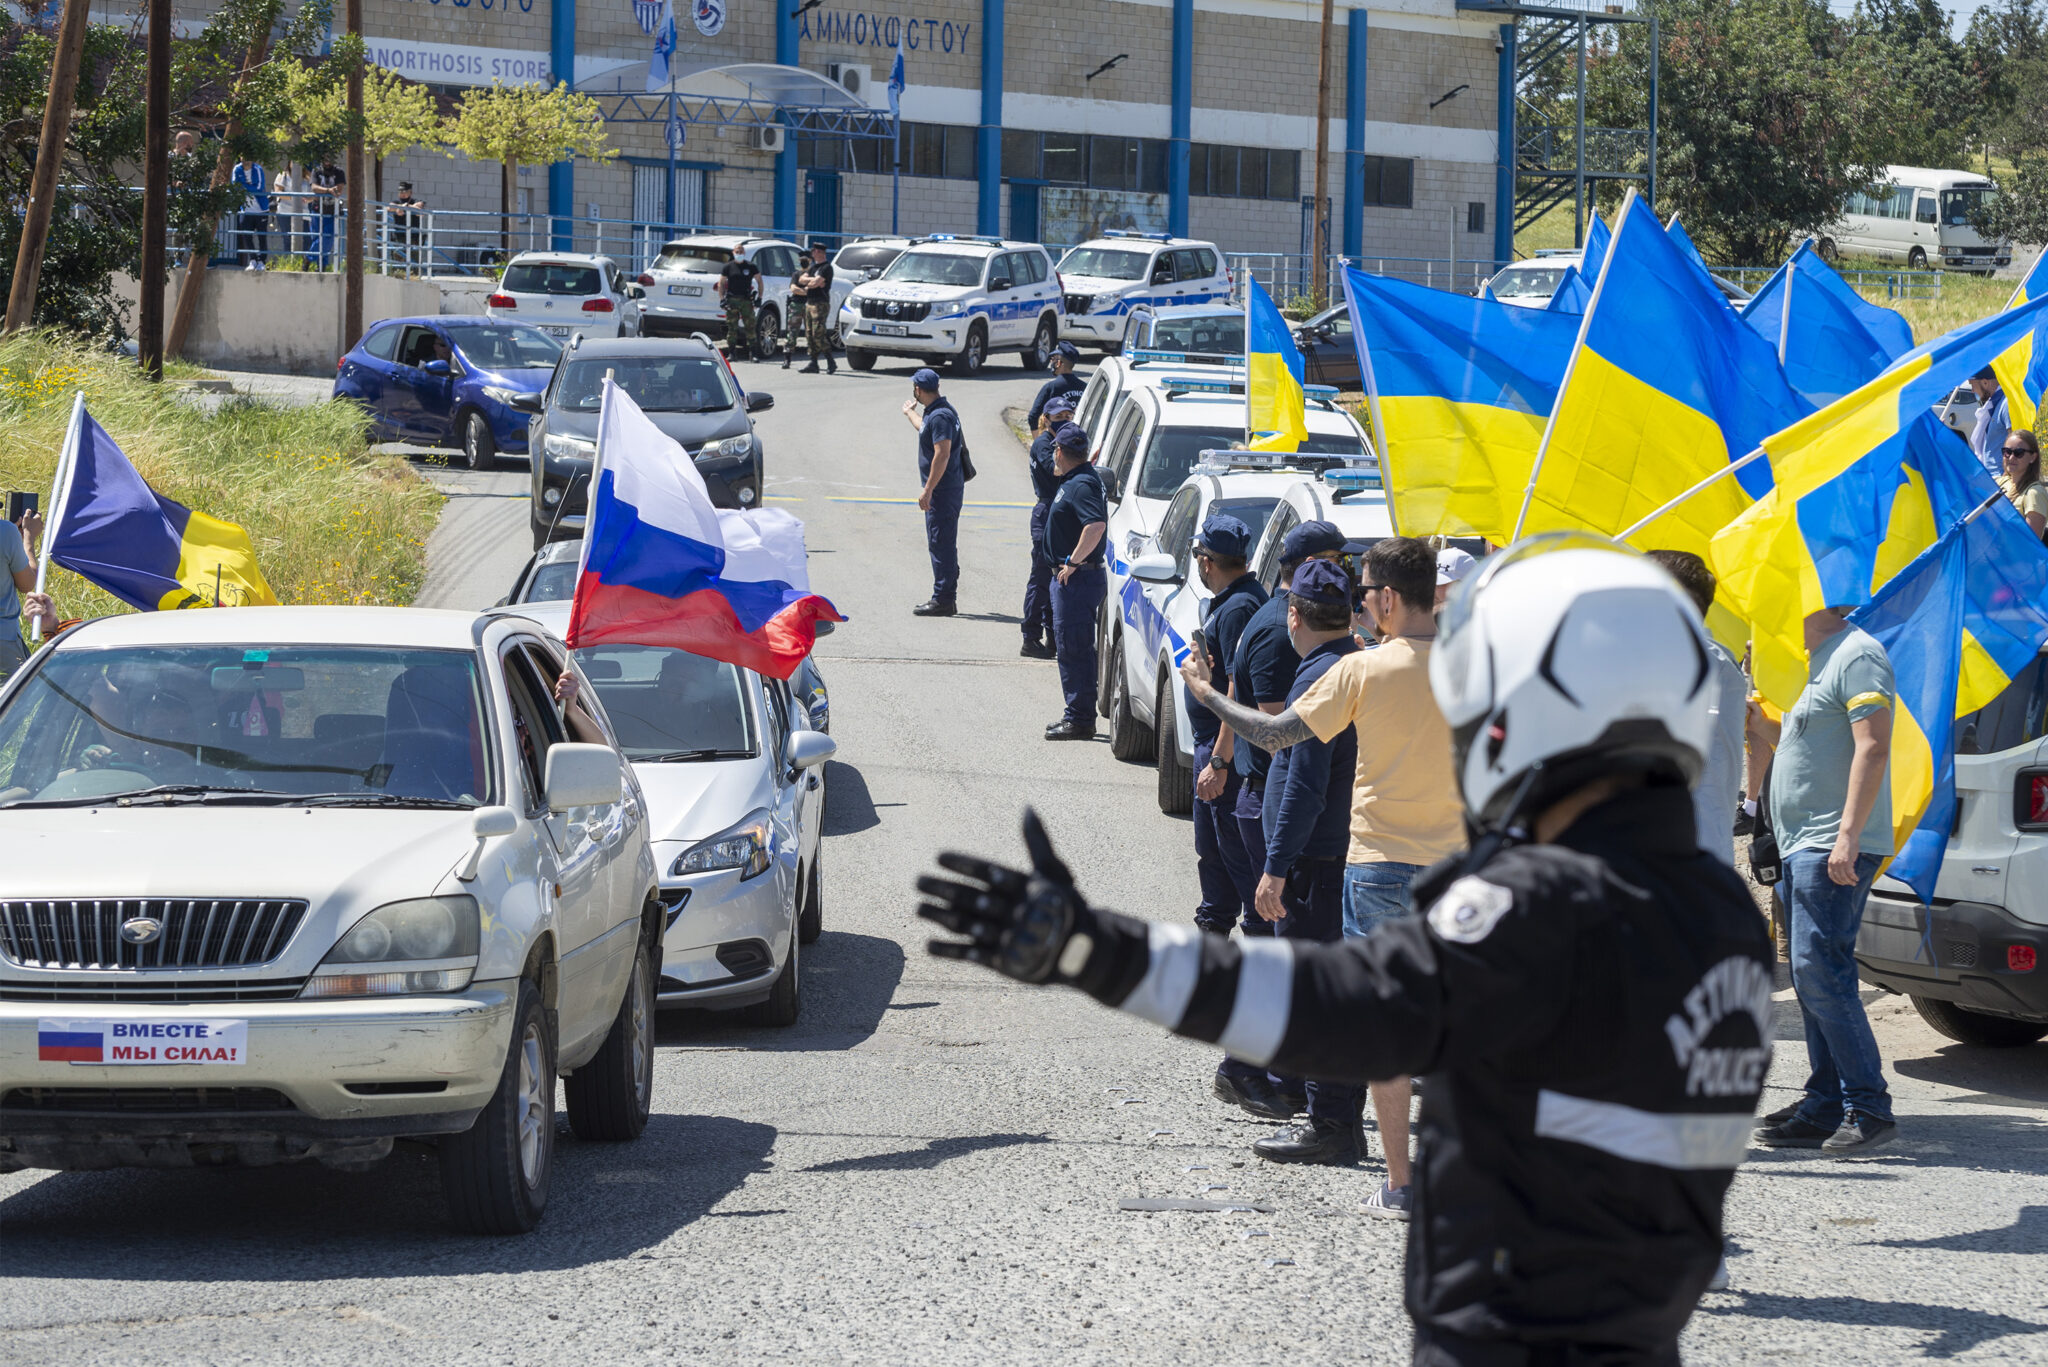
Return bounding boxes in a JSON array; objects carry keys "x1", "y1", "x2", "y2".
[
  {"x1": 1192, "y1": 739, "x2": 1254, "y2": 933},
  {"x1": 1022, "y1": 502, "x2": 1053, "y2": 644},
  {"x1": 1267, "y1": 858, "x2": 1365, "y2": 1125},
  {"x1": 1785, "y1": 848, "x2": 1891, "y2": 1126},
  {"x1": 923, "y1": 480, "x2": 963, "y2": 601},
  {"x1": 1344, "y1": 861, "x2": 1425, "y2": 939},
  {"x1": 1050, "y1": 563, "x2": 1105, "y2": 723},
  {"x1": 236, "y1": 212, "x2": 268, "y2": 265}
]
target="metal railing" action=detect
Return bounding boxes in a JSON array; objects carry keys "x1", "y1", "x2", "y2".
[
  {"x1": 1710, "y1": 263, "x2": 1944, "y2": 302},
  {"x1": 1227, "y1": 252, "x2": 1509, "y2": 306}
]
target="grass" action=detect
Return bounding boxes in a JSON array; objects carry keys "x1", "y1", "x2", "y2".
[{"x1": 0, "y1": 332, "x2": 441, "y2": 619}]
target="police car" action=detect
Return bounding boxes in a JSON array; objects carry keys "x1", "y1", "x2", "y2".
[
  {"x1": 839, "y1": 235, "x2": 1063, "y2": 375},
  {"x1": 1071, "y1": 346, "x2": 1245, "y2": 464},
  {"x1": 637, "y1": 234, "x2": 826, "y2": 355},
  {"x1": 1106, "y1": 452, "x2": 1393, "y2": 813},
  {"x1": 1057, "y1": 233, "x2": 1231, "y2": 353}
]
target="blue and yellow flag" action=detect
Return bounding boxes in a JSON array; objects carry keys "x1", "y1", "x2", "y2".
[
  {"x1": 1711, "y1": 296, "x2": 2048, "y2": 707},
  {"x1": 1741, "y1": 240, "x2": 1914, "y2": 407},
  {"x1": 1245, "y1": 278, "x2": 1309, "y2": 453},
  {"x1": 1991, "y1": 248, "x2": 2048, "y2": 431},
  {"x1": 1849, "y1": 494, "x2": 2048, "y2": 903},
  {"x1": 1665, "y1": 216, "x2": 1712, "y2": 282},
  {"x1": 48, "y1": 402, "x2": 278, "y2": 611},
  {"x1": 1581, "y1": 212, "x2": 1611, "y2": 277},
  {"x1": 1342, "y1": 265, "x2": 1582, "y2": 541},
  {"x1": 1545, "y1": 264, "x2": 1592, "y2": 315},
  {"x1": 1521, "y1": 192, "x2": 1810, "y2": 565}
]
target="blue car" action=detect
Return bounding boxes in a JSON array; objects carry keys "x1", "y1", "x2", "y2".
[{"x1": 333, "y1": 316, "x2": 563, "y2": 470}]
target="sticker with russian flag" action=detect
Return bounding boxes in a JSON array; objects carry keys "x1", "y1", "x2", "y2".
[{"x1": 36, "y1": 1019, "x2": 248, "y2": 1065}]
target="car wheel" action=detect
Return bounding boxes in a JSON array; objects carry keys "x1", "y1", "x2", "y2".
[
  {"x1": 1817, "y1": 237, "x2": 1838, "y2": 264},
  {"x1": 439, "y1": 978, "x2": 554, "y2": 1234},
  {"x1": 462, "y1": 410, "x2": 498, "y2": 472},
  {"x1": 755, "y1": 307, "x2": 781, "y2": 361},
  {"x1": 1021, "y1": 315, "x2": 1056, "y2": 370},
  {"x1": 1107, "y1": 640, "x2": 1155, "y2": 762},
  {"x1": 1154, "y1": 673, "x2": 1193, "y2": 816},
  {"x1": 846, "y1": 347, "x2": 876, "y2": 372},
  {"x1": 1910, "y1": 994, "x2": 2048, "y2": 1046},
  {"x1": 797, "y1": 846, "x2": 824, "y2": 945},
  {"x1": 743, "y1": 932, "x2": 801, "y2": 1027},
  {"x1": 1908, "y1": 246, "x2": 1928, "y2": 269},
  {"x1": 952, "y1": 323, "x2": 986, "y2": 377},
  {"x1": 563, "y1": 933, "x2": 655, "y2": 1141}
]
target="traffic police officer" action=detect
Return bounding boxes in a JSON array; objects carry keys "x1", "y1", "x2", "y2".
[
  {"x1": 716, "y1": 246, "x2": 762, "y2": 359},
  {"x1": 1043, "y1": 421, "x2": 1107, "y2": 740},
  {"x1": 903, "y1": 368, "x2": 964, "y2": 616},
  {"x1": 1020, "y1": 390, "x2": 1076, "y2": 658},
  {"x1": 918, "y1": 535, "x2": 1771, "y2": 1366},
  {"x1": 1026, "y1": 341, "x2": 1086, "y2": 430}
]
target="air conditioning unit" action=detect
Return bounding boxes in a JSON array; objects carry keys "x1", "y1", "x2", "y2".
[
  {"x1": 749, "y1": 125, "x2": 786, "y2": 154},
  {"x1": 826, "y1": 62, "x2": 872, "y2": 98}
]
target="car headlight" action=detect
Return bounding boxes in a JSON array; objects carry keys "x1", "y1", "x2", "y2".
[
  {"x1": 700, "y1": 432, "x2": 754, "y2": 460},
  {"x1": 931, "y1": 301, "x2": 965, "y2": 319},
  {"x1": 482, "y1": 384, "x2": 525, "y2": 406},
  {"x1": 301, "y1": 895, "x2": 480, "y2": 998},
  {"x1": 671, "y1": 809, "x2": 771, "y2": 880},
  {"x1": 543, "y1": 433, "x2": 596, "y2": 460}
]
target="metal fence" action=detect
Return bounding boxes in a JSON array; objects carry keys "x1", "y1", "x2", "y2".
[
  {"x1": 1710, "y1": 263, "x2": 1944, "y2": 302},
  {"x1": 1226, "y1": 253, "x2": 1509, "y2": 307}
]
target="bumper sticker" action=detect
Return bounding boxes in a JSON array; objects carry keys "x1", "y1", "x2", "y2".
[{"x1": 37, "y1": 1018, "x2": 248, "y2": 1065}]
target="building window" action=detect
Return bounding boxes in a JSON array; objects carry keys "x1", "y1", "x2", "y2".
[
  {"x1": 1359, "y1": 155, "x2": 1414, "y2": 209},
  {"x1": 1090, "y1": 136, "x2": 1136, "y2": 191},
  {"x1": 1002, "y1": 128, "x2": 1040, "y2": 180},
  {"x1": 897, "y1": 123, "x2": 978, "y2": 180},
  {"x1": 1042, "y1": 132, "x2": 1084, "y2": 185},
  {"x1": 1467, "y1": 201, "x2": 1486, "y2": 234},
  {"x1": 1139, "y1": 139, "x2": 1168, "y2": 194},
  {"x1": 1186, "y1": 144, "x2": 1298, "y2": 202}
]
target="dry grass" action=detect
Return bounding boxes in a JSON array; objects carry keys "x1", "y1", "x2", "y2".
[{"x1": 0, "y1": 332, "x2": 441, "y2": 619}]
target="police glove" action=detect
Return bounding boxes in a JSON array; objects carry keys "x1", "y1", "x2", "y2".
[{"x1": 917, "y1": 810, "x2": 1151, "y2": 1005}]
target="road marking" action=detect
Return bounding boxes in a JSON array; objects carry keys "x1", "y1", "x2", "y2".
[{"x1": 826, "y1": 497, "x2": 1033, "y2": 508}]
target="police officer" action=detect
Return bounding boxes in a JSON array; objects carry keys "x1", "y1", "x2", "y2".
[
  {"x1": 903, "y1": 368, "x2": 963, "y2": 616},
  {"x1": 1020, "y1": 390, "x2": 1076, "y2": 659},
  {"x1": 1026, "y1": 341, "x2": 1086, "y2": 430},
  {"x1": 1043, "y1": 421, "x2": 1107, "y2": 740},
  {"x1": 790, "y1": 241, "x2": 837, "y2": 374},
  {"x1": 716, "y1": 246, "x2": 762, "y2": 359},
  {"x1": 918, "y1": 535, "x2": 1770, "y2": 1367},
  {"x1": 1187, "y1": 514, "x2": 1266, "y2": 937}
]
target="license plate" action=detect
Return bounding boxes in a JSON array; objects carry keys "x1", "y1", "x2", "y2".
[
  {"x1": 671, "y1": 284, "x2": 702, "y2": 296},
  {"x1": 874, "y1": 323, "x2": 908, "y2": 336},
  {"x1": 38, "y1": 1017, "x2": 248, "y2": 1066},
  {"x1": 541, "y1": 325, "x2": 571, "y2": 337}
]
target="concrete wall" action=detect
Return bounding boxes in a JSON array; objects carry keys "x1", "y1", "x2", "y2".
[{"x1": 114, "y1": 270, "x2": 446, "y2": 374}]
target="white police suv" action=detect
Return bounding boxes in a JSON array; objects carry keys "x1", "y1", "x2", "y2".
[
  {"x1": 1057, "y1": 233, "x2": 1230, "y2": 353},
  {"x1": 840, "y1": 235, "x2": 1062, "y2": 375}
]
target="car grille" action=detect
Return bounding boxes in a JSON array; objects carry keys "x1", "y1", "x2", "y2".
[
  {"x1": 860, "y1": 298, "x2": 930, "y2": 322},
  {"x1": 2, "y1": 1086, "x2": 296, "y2": 1115},
  {"x1": 0, "y1": 899, "x2": 309, "y2": 971},
  {"x1": 1957, "y1": 246, "x2": 1996, "y2": 257},
  {"x1": 1065, "y1": 293, "x2": 1094, "y2": 314},
  {"x1": 0, "y1": 976, "x2": 307, "y2": 1003}
]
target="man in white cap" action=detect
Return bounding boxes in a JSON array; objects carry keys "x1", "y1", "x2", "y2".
[{"x1": 1434, "y1": 545, "x2": 1478, "y2": 612}]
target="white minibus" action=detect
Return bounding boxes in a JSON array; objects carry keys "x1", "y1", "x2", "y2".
[{"x1": 1821, "y1": 165, "x2": 2010, "y2": 274}]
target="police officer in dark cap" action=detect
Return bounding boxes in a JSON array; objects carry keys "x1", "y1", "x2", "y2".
[
  {"x1": 902, "y1": 367, "x2": 964, "y2": 616},
  {"x1": 1020, "y1": 389, "x2": 1076, "y2": 658},
  {"x1": 1187, "y1": 512, "x2": 1266, "y2": 938},
  {"x1": 1026, "y1": 341, "x2": 1086, "y2": 431},
  {"x1": 1043, "y1": 421, "x2": 1107, "y2": 740}
]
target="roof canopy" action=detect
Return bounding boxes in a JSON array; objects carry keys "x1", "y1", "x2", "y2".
[{"x1": 579, "y1": 61, "x2": 895, "y2": 137}]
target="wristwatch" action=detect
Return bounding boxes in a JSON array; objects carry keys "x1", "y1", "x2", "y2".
[{"x1": 1206, "y1": 755, "x2": 1229, "y2": 771}]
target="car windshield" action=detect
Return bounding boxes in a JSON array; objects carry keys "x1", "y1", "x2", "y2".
[
  {"x1": 0, "y1": 646, "x2": 492, "y2": 808},
  {"x1": 1942, "y1": 186, "x2": 1996, "y2": 229},
  {"x1": 571, "y1": 645, "x2": 756, "y2": 761},
  {"x1": 553, "y1": 355, "x2": 735, "y2": 413},
  {"x1": 453, "y1": 325, "x2": 563, "y2": 370},
  {"x1": 1139, "y1": 427, "x2": 1366, "y2": 500},
  {"x1": 1148, "y1": 314, "x2": 1244, "y2": 353},
  {"x1": 835, "y1": 244, "x2": 903, "y2": 272},
  {"x1": 502, "y1": 263, "x2": 602, "y2": 295},
  {"x1": 520, "y1": 559, "x2": 579, "y2": 603},
  {"x1": 882, "y1": 252, "x2": 984, "y2": 287},
  {"x1": 1213, "y1": 497, "x2": 1281, "y2": 547},
  {"x1": 1059, "y1": 247, "x2": 1151, "y2": 281},
  {"x1": 1490, "y1": 265, "x2": 1569, "y2": 298},
  {"x1": 654, "y1": 244, "x2": 733, "y2": 271}
]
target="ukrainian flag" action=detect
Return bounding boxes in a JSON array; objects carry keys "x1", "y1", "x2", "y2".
[
  {"x1": 1850, "y1": 494, "x2": 2048, "y2": 903},
  {"x1": 1741, "y1": 240, "x2": 1914, "y2": 407},
  {"x1": 1582, "y1": 211, "x2": 1611, "y2": 275},
  {"x1": 1991, "y1": 248, "x2": 2048, "y2": 431},
  {"x1": 1520, "y1": 191, "x2": 1809, "y2": 564},
  {"x1": 47, "y1": 401, "x2": 278, "y2": 611},
  {"x1": 1545, "y1": 264, "x2": 1592, "y2": 315},
  {"x1": 1245, "y1": 278, "x2": 1309, "y2": 453},
  {"x1": 1342, "y1": 265, "x2": 1582, "y2": 541},
  {"x1": 1664, "y1": 215, "x2": 1714, "y2": 288}
]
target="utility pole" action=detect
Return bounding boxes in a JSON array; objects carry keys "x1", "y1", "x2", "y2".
[
  {"x1": 4, "y1": 0, "x2": 92, "y2": 333},
  {"x1": 344, "y1": 0, "x2": 365, "y2": 349},
  {"x1": 1311, "y1": 0, "x2": 1334, "y2": 306},
  {"x1": 138, "y1": 0, "x2": 171, "y2": 378}
]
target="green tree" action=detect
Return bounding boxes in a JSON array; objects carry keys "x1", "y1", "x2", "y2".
[
  {"x1": 272, "y1": 61, "x2": 443, "y2": 201},
  {"x1": 443, "y1": 81, "x2": 614, "y2": 259},
  {"x1": 1856, "y1": 0, "x2": 1979, "y2": 169}
]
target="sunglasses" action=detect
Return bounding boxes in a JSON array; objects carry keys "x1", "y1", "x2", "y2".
[{"x1": 2004, "y1": 445, "x2": 2037, "y2": 456}]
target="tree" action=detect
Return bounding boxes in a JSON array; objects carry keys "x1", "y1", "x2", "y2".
[
  {"x1": 1856, "y1": 0, "x2": 1979, "y2": 170},
  {"x1": 272, "y1": 61, "x2": 441, "y2": 202},
  {"x1": 443, "y1": 81, "x2": 614, "y2": 261},
  {"x1": 363, "y1": 67, "x2": 443, "y2": 203}
]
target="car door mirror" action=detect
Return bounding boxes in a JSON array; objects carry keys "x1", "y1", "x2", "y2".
[
  {"x1": 746, "y1": 391, "x2": 775, "y2": 413},
  {"x1": 473, "y1": 805, "x2": 518, "y2": 838},
  {"x1": 1098, "y1": 465, "x2": 1122, "y2": 503},
  {"x1": 1151, "y1": 267, "x2": 1173, "y2": 285},
  {"x1": 421, "y1": 359, "x2": 451, "y2": 376},
  {"x1": 509, "y1": 391, "x2": 544, "y2": 413},
  {"x1": 784, "y1": 730, "x2": 836, "y2": 776},
  {"x1": 1130, "y1": 551, "x2": 1180, "y2": 585},
  {"x1": 626, "y1": 284, "x2": 646, "y2": 300},
  {"x1": 988, "y1": 277, "x2": 1012, "y2": 292},
  {"x1": 544, "y1": 742, "x2": 622, "y2": 811}
]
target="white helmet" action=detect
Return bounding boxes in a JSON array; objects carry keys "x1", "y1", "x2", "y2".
[{"x1": 1430, "y1": 533, "x2": 1716, "y2": 828}]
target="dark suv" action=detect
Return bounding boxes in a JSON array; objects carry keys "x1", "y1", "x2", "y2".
[{"x1": 524, "y1": 336, "x2": 773, "y2": 548}]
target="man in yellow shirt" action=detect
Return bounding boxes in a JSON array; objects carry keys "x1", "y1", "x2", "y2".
[{"x1": 1184, "y1": 536, "x2": 1465, "y2": 1219}]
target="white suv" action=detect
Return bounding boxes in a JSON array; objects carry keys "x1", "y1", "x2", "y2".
[
  {"x1": 840, "y1": 235, "x2": 1062, "y2": 375},
  {"x1": 638, "y1": 235, "x2": 835, "y2": 355},
  {"x1": 487, "y1": 252, "x2": 643, "y2": 340},
  {"x1": 1057, "y1": 234, "x2": 1230, "y2": 353}
]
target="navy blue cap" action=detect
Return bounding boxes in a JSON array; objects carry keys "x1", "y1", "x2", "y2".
[
  {"x1": 1044, "y1": 390, "x2": 1077, "y2": 417},
  {"x1": 1195, "y1": 512, "x2": 1251, "y2": 559},
  {"x1": 912, "y1": 367, "x2": 941, "y2": 390},
  {"x1": 1289, "y1": 558, "x2": 1353, "y2": 607},
  {"x1": 1055, "y1": 421, "x2": 1089, "y2": 453},
  {"x1": 1279, "y1": 519, "x2": 1347, "y2": 563},
  {"x1": 1053, "y1": 340, "x2": 1080, "y2": 364}
]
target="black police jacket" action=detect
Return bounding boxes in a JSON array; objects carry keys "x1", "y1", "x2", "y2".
[{"x1": 1087, "y1": 783, "x2": 1771, "y2": 1354}]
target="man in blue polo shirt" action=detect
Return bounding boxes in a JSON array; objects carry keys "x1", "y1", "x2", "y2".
[
  {"x1": 1044, "y1": 422, "x2": 1108, "y2": 740},
  {"x1": 903, "y1": 368, "x2": 964, "y2": 616},
  {"x1": 1188, "y1": 513, "x2": 1266, "y2": 936},
  {"x1": 1020, "y1": 390, "x2": 1075, "y2": 659}
]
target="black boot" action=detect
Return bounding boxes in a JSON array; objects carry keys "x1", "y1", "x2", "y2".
[
  {"x1": 912, "y1": 598, "x2": 957, "y2": 617},
  {"x1": 826, "y1": 352, "x2": 837, "y2": 374},
  {"x1": 800, "y1": 361, "x2": 820, "y2": 374},
  {"x1": 1213, "y1": 1070, "x2": 1301, "y2": 1120},
  {"x1": 1253, "y1": 1116, "x2": 1363, "y2": 1165}
]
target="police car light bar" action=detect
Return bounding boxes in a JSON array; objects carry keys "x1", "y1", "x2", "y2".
[
  {"x1": 1190, "y1": 449, "x2": 1380, "y2": 477},
  {"x1": 1322, "y1": 468, "x2": 1385, "y2": 500},
  {"x1": 1103, "y1": 230, "x2": 1176, "y2": 241},
  {"x1": 1160, "y1": 376, "x2": 1247, "y2": 398},
  {"x1": 918, "y1": 233, "x2": 1007, "y2": 246},
  {"x1": 1129, "y1": 348, "x2": 1246, "y2": 368}
]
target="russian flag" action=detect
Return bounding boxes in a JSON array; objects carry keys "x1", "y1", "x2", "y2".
[
  {"x1": 38, "y1": 1025, "x2": 103, "y2": 1063},
  {"x1": 565, "y1": 379, "x2": 842, "y2": 679}
]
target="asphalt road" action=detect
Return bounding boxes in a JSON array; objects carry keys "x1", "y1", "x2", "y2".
[{"x1": 6, "y1": 355, "x2": 2047, "y2": 1364}]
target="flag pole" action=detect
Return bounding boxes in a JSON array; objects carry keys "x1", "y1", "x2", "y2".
[
  {"x1": 1778, "y1": 242, "x2": 1799, "y2": 366},
  {"x1": 1612, "y1": 443, "x2": 1770, "y2": 542},
  {"x1": 29, "y1": 392, "x2": 86, "y2": 643},
  {"x1": 1512, "y1": 185, "x2": 1640, "y2": 541}
]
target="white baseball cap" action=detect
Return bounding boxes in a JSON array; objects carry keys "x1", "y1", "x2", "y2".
[{"x1": 1436, "y1": 546, "x2": 1478, "y2": 587}]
